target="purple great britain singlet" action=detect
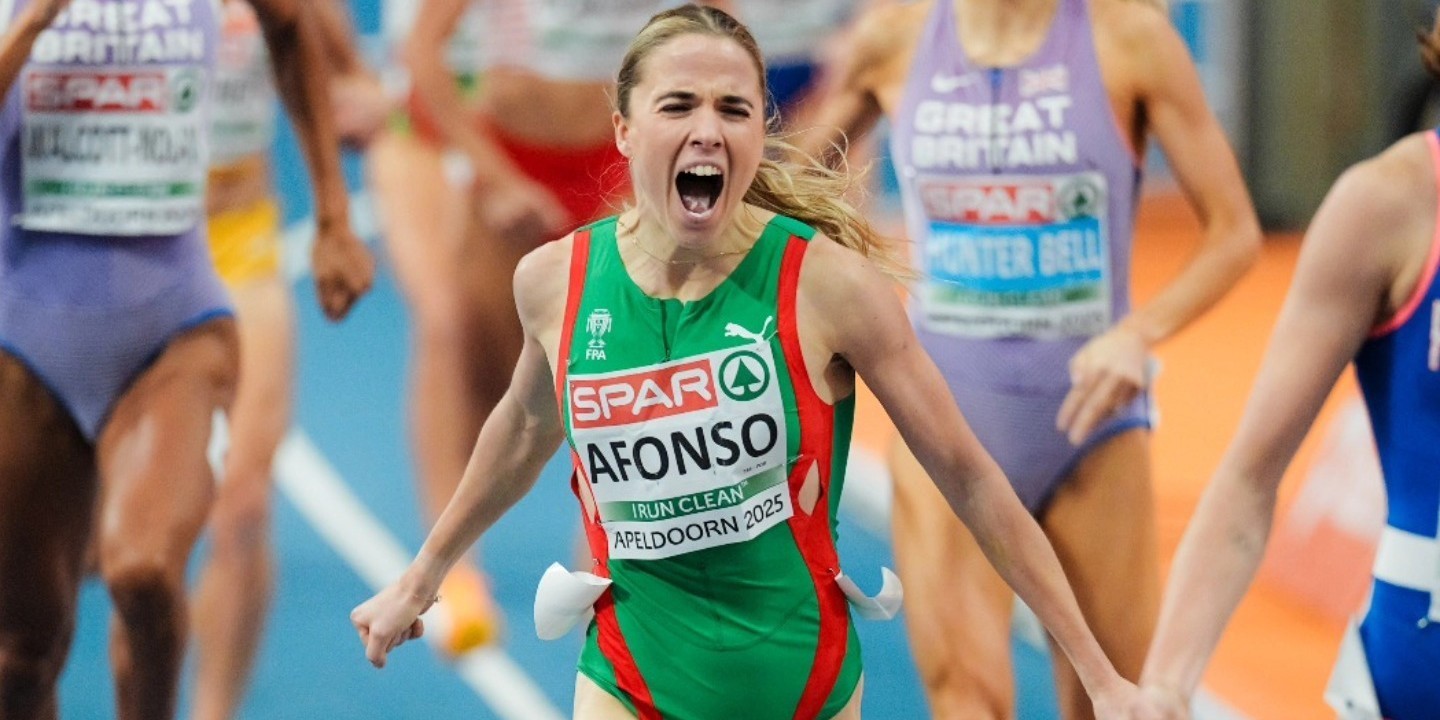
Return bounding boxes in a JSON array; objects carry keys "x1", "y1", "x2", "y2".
[{"x1": 889, "y1": 0, "x2": 1150, "y2": 512}]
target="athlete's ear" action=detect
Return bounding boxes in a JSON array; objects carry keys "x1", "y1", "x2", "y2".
[{"x1": 613, "y1": 111, "x2": 632, "y2": 158}]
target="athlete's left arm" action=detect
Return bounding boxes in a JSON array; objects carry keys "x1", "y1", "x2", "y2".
[
  {"x1": 798, "y1": 238, "x2": 1138, "y2": 717},
  {"x1": 249, "y1": 0, "x2": 374, "y2": 321},
  {"x1": 1056, "y1": 4, "x2": 1262, "y2": 444}
]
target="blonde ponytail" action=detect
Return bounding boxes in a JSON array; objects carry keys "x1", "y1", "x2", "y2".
[{"x1": 746, "y1": 136, "x2": 909, "y2": 278}]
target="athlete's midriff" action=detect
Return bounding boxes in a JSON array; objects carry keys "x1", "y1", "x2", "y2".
[{"x1": 883, "y1": 0, "x2": 1150, "y2": 511}]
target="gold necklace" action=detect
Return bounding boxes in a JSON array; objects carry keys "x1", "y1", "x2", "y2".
[{"x1": 620, "y1": 217, "x2": 752, "y2": 266}]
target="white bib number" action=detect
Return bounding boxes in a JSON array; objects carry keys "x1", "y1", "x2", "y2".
[
  {"x1": 20, "y1": 66, "x2": 208, "y2": 236},
  {"x1": 568, "y1": 342, "x2": 791, "y2": 561},
  {"x1": 916, "y1": 172, "x2": 1112, "y2": 339}
]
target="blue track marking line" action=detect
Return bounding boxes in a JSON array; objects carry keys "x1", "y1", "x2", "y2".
[{"x1": 274, "y1": 429, "x2": 565, "y2": 720}]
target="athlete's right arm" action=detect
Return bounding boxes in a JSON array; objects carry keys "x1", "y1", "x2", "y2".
[
  {"x1": 0, "y1": 0, "x2": 70, "y2": 96},
  {"x1": 350, "y1": 238, "x2": 572, "y2": 669},
  {"x1": 1135, "y1": 152, "x2": 1420, "y2": 714}
]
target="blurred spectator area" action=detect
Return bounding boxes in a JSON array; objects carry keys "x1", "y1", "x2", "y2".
[{"x1": 1244, "y1": 0, "x2": 1440, "y2": 229}]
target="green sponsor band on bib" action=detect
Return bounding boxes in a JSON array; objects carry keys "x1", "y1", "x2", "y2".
[
  {"x1": 25, "y1": 180, "x2": 198, "y2": 198},
  {"x1": 597, "y1": 465, "x2": 786, "y2": 523},
  {"x1": 933, "y1": 283, "x2": 1102, "y2": 307}
]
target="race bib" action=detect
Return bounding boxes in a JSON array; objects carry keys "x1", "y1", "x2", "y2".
[
  {"x1": 916, "y1": 172, "x2": 1112, "y2": 339},
  {"x1": 210, "y1": 2, "x2": 274, "y2": 165},
  {"x1": 568, "y1": 341, "x2": 791, "y2": 561},
  {"x1": 20, "y1": 66, "x2": 208, "y2": 235}
]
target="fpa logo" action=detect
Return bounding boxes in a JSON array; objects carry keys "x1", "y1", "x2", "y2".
[
  {"x1": 719, "y1": 350, "x2": 770, "y2": 402},
  {"x1": 585, "y1": 308, "x2": 612, "y2": 361}
]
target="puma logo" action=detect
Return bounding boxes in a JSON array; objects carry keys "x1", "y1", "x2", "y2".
[
  {"x1": 724, "y1": 316, "x2": 773, "y2": 345},
  {"x1": 930, "y1": 72, "x2": 974, "y2": 94}
]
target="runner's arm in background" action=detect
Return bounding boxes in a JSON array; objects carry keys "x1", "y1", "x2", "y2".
[
  {"x1": 405, "y1": 0, "x2": 570, "y2": 238},
  {"x1": 1135, "y1": 156, "x2": 1411, "y2": 714},
  {"x1": 314, "y1": 0, "x2": 391, "y2": 145},
  {"x1": 1057, "y1": 3, "x2": 1262, "y2": 443},
  {"x1": 350, "y1": 237, "x2": 572, "y2": 668},
  {"x1": 799, "y1": 236, "x2": 1139, "y2": 719},
  {"x1": 251, "y1": 0, "x2": 374, "y2": 320},
  {"x1": 791, "y1": 2, "x2": 900, "y2": 166},
  {"x1": 313, "y1": 0, "x2": 370, "y2": 77},
  {"x1": 0, "y1": 0, "x2": 72, "y2": 96}
]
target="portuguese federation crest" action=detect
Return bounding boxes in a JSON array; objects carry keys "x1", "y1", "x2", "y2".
[{"x1": 586, "y1": 308, "x2": 612, "y2": 360}]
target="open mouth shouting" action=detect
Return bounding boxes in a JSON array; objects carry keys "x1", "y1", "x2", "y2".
[{"x1": 675, "y1": 163, "x2": 724, "y2": 219}]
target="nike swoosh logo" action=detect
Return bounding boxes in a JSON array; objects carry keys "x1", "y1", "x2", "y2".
[{"x1": 930, "y1": 73, "x2": 974, "y2": 94}]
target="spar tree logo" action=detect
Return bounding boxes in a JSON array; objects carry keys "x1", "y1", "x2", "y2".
[
  {"x1": 1057, "y1": 175, "x2": 1105, "y2": 221},
  {"x1": 719, "y1": 350, "x2": 769, "y2": 402},
  {"x1": 171, "y1": 69, "x2": 203, "y2": 113}
]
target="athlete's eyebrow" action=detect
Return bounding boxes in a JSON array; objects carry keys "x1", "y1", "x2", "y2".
[
  {"x1": 654, "y1": 91, "x2": 755, "y2": 110},
  {"x1": 656, "y1": 91, "x2": 699, "y2": 105}
]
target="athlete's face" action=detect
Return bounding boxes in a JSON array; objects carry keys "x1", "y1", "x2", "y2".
[{"x1": 615, "y1": 34, "x2": 765, "y2": 243}]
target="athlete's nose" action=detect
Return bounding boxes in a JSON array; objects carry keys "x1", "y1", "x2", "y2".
[{"x1": 688, "y1": 109, "x2": 724, "y2": 149}]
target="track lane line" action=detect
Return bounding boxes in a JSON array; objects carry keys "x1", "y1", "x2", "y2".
[{"x1": 273, "y1": 428, "x2": 565, "y2": 720}]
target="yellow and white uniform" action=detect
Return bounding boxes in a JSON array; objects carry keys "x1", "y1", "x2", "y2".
[{"x1": 206, "y1": 0, "x2": 281, "y2": 287}]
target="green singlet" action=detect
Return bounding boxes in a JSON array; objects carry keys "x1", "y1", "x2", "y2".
[{"x1": 555, "y1": 214, "x2": 862, "y2": 720}]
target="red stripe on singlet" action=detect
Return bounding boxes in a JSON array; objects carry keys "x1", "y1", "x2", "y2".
[
  {"x1": 776, "y1": 236, "x2": 850, "y2": 720},
  {"x1": 554, "y1": 229, "x2": 661, "y2": 720},
  {"x1": 553, "y1": 229, "x2": 591, "y2": 405}
]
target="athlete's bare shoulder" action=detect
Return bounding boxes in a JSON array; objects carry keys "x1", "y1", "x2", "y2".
[
  {"x1": 1307, "y1": 132, "x2": 1436, "y2": 309},
  {"x1": 1367, "y1": 131, "x2": 1435, "y2": 186},
  {"x1": 796, "y1": 232, "x2": 896, "y2": 324},
  {"x1": 843, "y1": 1, "x2": 930, "y2": 94},
  {"x1": 1089, "y1": 0, "x2": 1174, "y2": 43},
  {"x1": 1088, "y1": 0, "x2": 1213, "y2": 126},
  {"x1": 849, "y1": 1, "x2": 928, "y2": 59},
  {"x1": 514, "y1": 233, "x2": 577, "y2": 338},
  {"x1": 1336, "y1": 132, "x2": 1435, "y2": 233},
  {"x1": 1088, "y1": 0, "x2": 1188, "y2": 88}
]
